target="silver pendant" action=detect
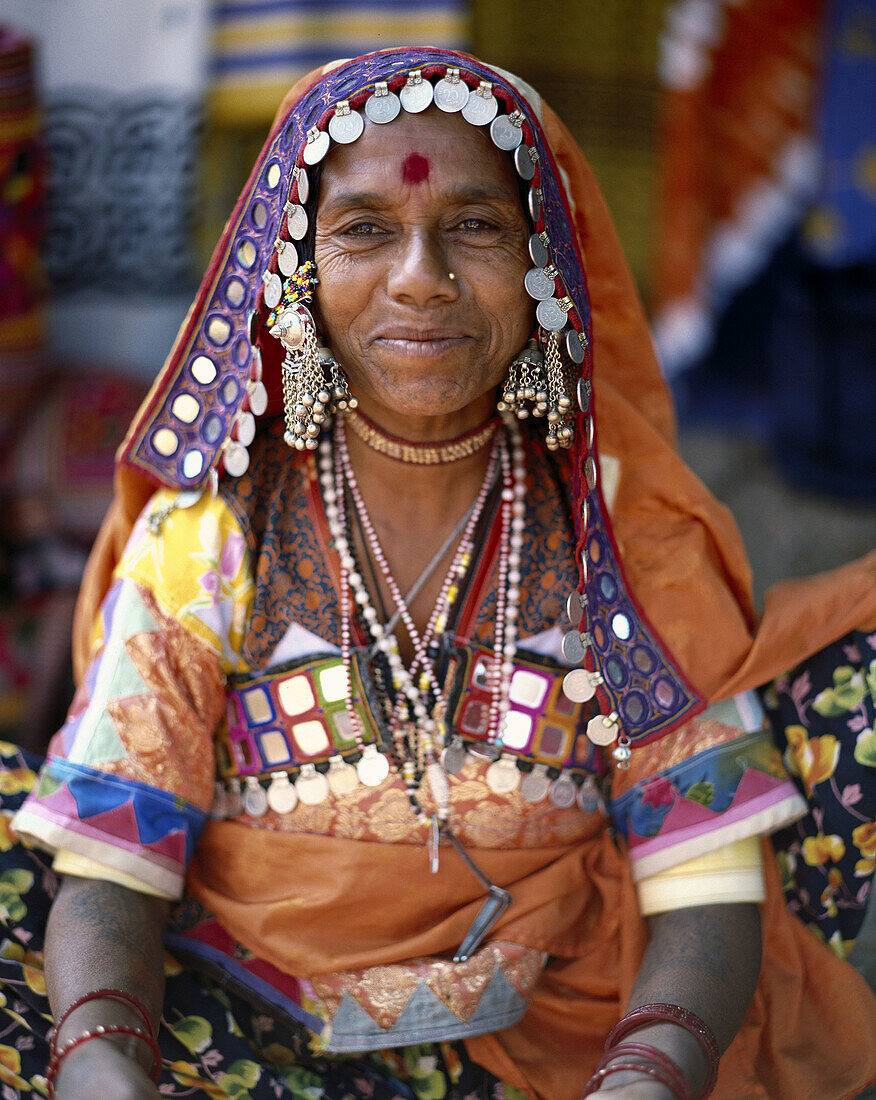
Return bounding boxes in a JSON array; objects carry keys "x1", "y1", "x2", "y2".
[
  {"x1": 267, "y1": 771, "x2": 298, "y2": 814},
  {"x1": 585, "y1": 455, "x2": 598, "y2": 491},
  {"x1": 286, "y1": 203, "x2": 308, "y2": 241},
  {"x1": 293, "y1": 166, "x2": 309, "y2": 204},
  {"x1": 485, "y1": 753, "x2": 521, "y2": 794},
  {"x1": 467, "y1": 741, "x2": 501, "y2": 763},
  {"x1": 224, "y1": 441, "x2": 250, "y2": 477},
  {"x1": 528, "y1": 233, "x2": 549, "y2": 268},
  {"x1": 583, "y1": 415, "x2": 594, "y2": 450},
  {"x1": 561, "y1": 629, "x2": 591, "y2": 664},
  {"x1": 296, "y1": 763, "x2": 329, "y2": 805},
  {"x1": 400, "y1": 70, "x2": 433, "y2": 113},
  {"x1": 236, "y1": 410, "x2": 256, "y2": 447},
  {"x1": 549, "y1": 772, "x2": 577, "y2": 809},
  {"x1": 434, "y1": 68, "x2": 469, "y2": 112},
  {"x1": 243, "y1": 776, "x2": 268, "y2": 817},
  {"x1": 276, "y1": 239, "x2": 298, "y2": 277},
  {"x1": 441, "y1": 738, "x2": 469, "y2": 776},
  {"x1": 577, "y1": 775, "x2": 604, "y2": 815},
  {"x1": 224, "y1": 780, "x2": 242, "y2": 818},
  {"x1": 365, "y1": 82, "x2": 401, "y2": 124},
  {"x1": 357, "y1": 744, "x2": 390, "y2": 787},
  {"x1": 577, "y1": 378, "x2": 592, "y2": 412},
  {"x1": 567, "y1": 328, "x2": 587, "y2": 364},
  {"x1": 328, "y1": 101, "x2": 364, "y2": 144},
  {"x1": 461, "y1": 81, "x2": 497, "y2": 126},
  {"x1": 524, "y1": 266, "x2": 557, "y2": 301},
  {"x1": 520, "y1": 763, "x2": 551, "y2": 803},
  {"x1": 566, "y1": 589, "x2": 586, "y2": 625},
  {"x1": 514, "y1": 144, "x2": 536, "y2": 180},
  {"x1": 248, "y1": 379, "x2": 268, "y2": 417},
  {"x1": 586, "y1": 712, "x2": 620, "y2": 747},
  {"x1": 302, "y1": 126, "x2": 330, "y2": 166},
  {"x1": 263, "y1": 271, "x2": 282, "y2": 309},
  {"x1": 490, "y1": 111, "x2": 524, "y2": 151},
  {"x1": 327, "y1": 754, "x2": 359, "y2": 796},
  {"x1": 536, "y1": 297, "x2": 567, "y2": 332},
  {"x1": 527, "y1": 188, "x2": 542, "y2": 222},
  {"x1": 562, "y1": 668, "x2": 603, "y2": 704}
]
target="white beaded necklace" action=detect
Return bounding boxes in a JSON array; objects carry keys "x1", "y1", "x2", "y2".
[{"x1": 318, "y1": 413, "x2": 527, "y2": 823}]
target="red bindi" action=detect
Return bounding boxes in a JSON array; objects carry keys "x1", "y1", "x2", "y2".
[{"x1": 401, "y1": 152, "x2": 430, "y2": 184}]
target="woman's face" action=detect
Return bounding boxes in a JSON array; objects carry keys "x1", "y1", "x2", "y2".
[{"x1": 313, "y1": 107, "x2": 532, "y2": 429}]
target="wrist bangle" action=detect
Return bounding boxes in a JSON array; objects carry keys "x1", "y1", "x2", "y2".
[
  {"x1": 46, "y1": 1023, "x2": 161, "y2": 1096},
  {"x1": 605, "y1": 1002, "x2": 719, "y2": 1097},
  {"x1": 51, "y1": 987, "x2": 156, "y2": 1040},
  {"x1": 601, "y1": 1042, "x2": 696, "y2": 1098},
  {"x1": 581, "y1": 1058, "x2": 695, "y2": 1098}
]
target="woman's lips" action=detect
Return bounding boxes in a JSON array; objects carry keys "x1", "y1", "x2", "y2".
[{"x1": 372, "y1": 329, "x2": 470, "y2": 357}]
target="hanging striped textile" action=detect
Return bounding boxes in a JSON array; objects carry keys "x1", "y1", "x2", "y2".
[{"x1": 210, "y1": 0, "x2": 471, "y2": 124}]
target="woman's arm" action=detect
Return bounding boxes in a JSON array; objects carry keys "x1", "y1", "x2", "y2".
[
  {"x1": 594, "y1": 902, "x2": 762, "y2": 1097},
  {"x1": 45, "y1": 875, "x2": 171, "y2": 1099}
]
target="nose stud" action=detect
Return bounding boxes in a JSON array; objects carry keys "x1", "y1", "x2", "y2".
[{"x1": 448, "y1": 272, "x2": 456, "y2": 281}]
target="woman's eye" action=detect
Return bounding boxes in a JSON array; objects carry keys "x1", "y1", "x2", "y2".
[
  {"x1": 458, "y1": 217, "x2": 493, "y2": 232},
  {"x1": 343, "y1": 222, "x2": 384, "y2": 237}
]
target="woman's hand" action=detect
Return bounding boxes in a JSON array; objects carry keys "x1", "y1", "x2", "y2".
[
  {"x1": 593, "y1": 1076, "x2": 676, "y2": 1098},
  {"x1": 52, "y1": 1038, "x2": 160, "y2": 1100}
]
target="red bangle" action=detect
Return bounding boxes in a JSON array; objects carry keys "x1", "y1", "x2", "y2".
[
  {"x1": 52, "y1": 987, "x2": 156, "y2": 1040},
  {"x1": 46, "y1": 1024, "x2": 161, "y2": 1096},
  {"x1": 605, "y1": 1002, "x2": 719, "y2": 1097},
  {"x1": 581, "y1": 1059, "x2": 694, "y2": 1098},
  {"x1": 602, "y1": 1042, "x2": 696, "y2": 1099}
]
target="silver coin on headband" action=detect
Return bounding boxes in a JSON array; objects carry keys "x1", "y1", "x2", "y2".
[
  {"x1": 462, "y1": 81, "x2": 498, "y2": 126},
  {"x1": 524, "y1": 266, "x2": 557, "y2": 301},
  {"x1": 528, "y1": 188, "x2": 542, "y2": 222},
  {"x1": 566, "y1": 589, "x2": 586, "y2": 626},
  {"x1": 327, "y1": 755, "x2": 359, "y2": 796},
  {"x1": 293, "y1": 166, "x2": 309, "y2": 204},
  {"x1": 276, "y1": 239, "x2": 298, "y2": 277},
  {"x1": 577, "y1": 377, "x2": 591, "y2": 412},
  {"x1": 224, "y1": 441, "x2": 250, "y2": 477},
  {"x1": 549, "y1": 773, "x2": 577, "y2": 809},
  {"x1": 434, "y1": 68, "x2": 469, "y2": 112},
  {"x1": 586, "y1": 712, "x2": 620, "y2": 747},
  {"x1": 577, "y1": 775, "x2": 604, "y2": 815},
  {"x1": 357, "y1": 744, "x2": 390, "y2": 787},
  {"x1": 236, "y1": 410, "x2": 256, "y2": 447},
  {"x1": 585, "y1": 455, "x2": 598, "y2": 490},
  {"x1": 562, "y1": 668, "x2": 603, "y2": 704},
  {"x1": 400, "y1": 70, "x2": 433, "y2": 113},
  {"x1": 520, "y1": 763, "x2": 551, "y2": 803},
  {"x1": 562, "y1": 629, "x2": 591, "y2": 664},
  {"x1": 584, "y1": 415, "x2": 594, "y2": 450},
  {"x1": 243, "y1": 777, "x2": 268, "y2": 818},
  {"x1": 328, "y1": 101, "x2": 364, "y2": 144},
  {"x1": 536, "y1": 297, "x2": 567, "y2": 331},
  {"x1": 490, "y1": 111, "x2": 524, "y2": 151},
  {"x1": 365, "y1": 82, "x2": 401, "y2": 124},
  {"x1": 263, "y1": 271, "x2": 282, "y2": 309},
  {"x1": 528, "y1": 233, "x2": 549, "y2": 268},
  {"x1": 441, "y1": 738, "x2": 468, "y2": 776},
  {"x1": 266, "y1": 772, "x2": 298, "y2": 814},
  {"x1": 296, "y1": 763, "x2": 329, "y2": 805},
  {"x1": 566, "y1": 329, "x2": 586, "y2": 364},
  {"x1": 303, "y1": 127, "x2": 330, "y2": 166},
  {"x1": 286, "y1": 203, "x2": 308, "y2": 241},
  {"x1": 514, "y1": 144, "x2": 536, "y2": 180},
  {"x1": 248, "y1": 379, "x2": 268, "y2": 417},
  {"x1": 485, "y1": 754, "x2": 521, "y2": 794},
  {"x1": 225, "y1": 781, "x2": 242, "y2": 818}
]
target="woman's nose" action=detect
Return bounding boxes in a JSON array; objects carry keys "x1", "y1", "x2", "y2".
[{"x1": 386, "y1": 231, "x2": 459, "y2": 307}]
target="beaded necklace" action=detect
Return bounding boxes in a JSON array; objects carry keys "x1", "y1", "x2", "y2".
[{"x1": 318, "y1": 413, "x2": 526, "y2": 824}]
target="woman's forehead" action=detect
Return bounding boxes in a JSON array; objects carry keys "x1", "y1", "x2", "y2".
[{"x1": 317, "y1": 107, "x2": 522, "y2": 204}]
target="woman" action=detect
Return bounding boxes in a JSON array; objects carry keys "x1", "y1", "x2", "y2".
[{"x1": 2, "y1": 48, "x2": 875, "y2": 1100}]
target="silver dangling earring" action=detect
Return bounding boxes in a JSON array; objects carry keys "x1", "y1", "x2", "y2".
[
  {"x1": 541, "y1": 329, "x2": 575, "y2": 450},
  {"x1": 498, "y1": 338, "x2": 547, "y2": 420},
  {"x1": 318, "y1": 346, "x2": 358, "y2": 413},
  {"x1": 271, "y1": 305, "x2": 330, "y2": 450}
]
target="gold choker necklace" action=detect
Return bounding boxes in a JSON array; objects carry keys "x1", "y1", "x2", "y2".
[{"x1": 345, "y1": 409, "x2": 498, "y2": 465}]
